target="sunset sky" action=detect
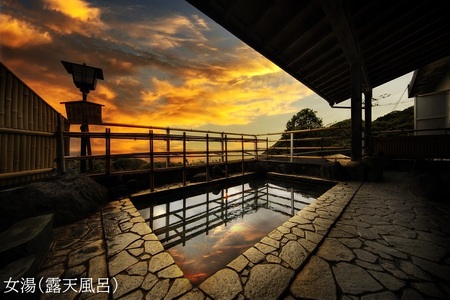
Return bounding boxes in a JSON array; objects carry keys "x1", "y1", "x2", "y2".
[{"x1": 0, "y1": 0, "x2": 414, "y2": 135}]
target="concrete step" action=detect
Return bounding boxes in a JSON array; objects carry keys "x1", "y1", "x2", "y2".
[{"x1": 0, "y1": 214, "x2": 53, "y2": 291}]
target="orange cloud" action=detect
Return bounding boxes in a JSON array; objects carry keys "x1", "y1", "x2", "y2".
[
  {"x1": 0, "y1": 14, "x2": 52, "y2": 48},
  {"x1": 43, "y1": 0, "x2": 101, "y2": 22}
]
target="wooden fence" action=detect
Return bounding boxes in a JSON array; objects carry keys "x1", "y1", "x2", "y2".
[{"x1": 0, "y1": 62, "x2": 68, "y2": 188}]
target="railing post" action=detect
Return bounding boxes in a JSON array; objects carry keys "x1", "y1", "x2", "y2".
[
  {"x1": 221, "y1": 132, "x2": 225, "y2": 163},
  {"x1": 166, "y1": 128, "x2": 170, "y2": 168},
  {"x1": 266, "y1": 137, "x2": 269, "y2": 162},
  {"x1": 254, "y1": 135, "x2": 258, "y2": 160},
  {"x1": 241, "y1": 134, "x2": 245, "y2": 175},
  {"x1": 105, "y1": 128, "x2": 111, "y2": 175},
  {"x1": 290, "y1": 132, "x2": 294, "y2": 162},
  {"x1": 183, "y1": 132, "x2": 187, "y2": 186},
  {"x1": 149, "y1": 130, "x2": 154, "y2": 192},
  {"x1": 224, "y1": 134, "x2": 228, "y2": 178},
  {"x1": 206, "y1": 133, "x2": 210, "y2": 181},
  {"x1": 56, "y1": 113, "x2": 66, "y2": 173}
]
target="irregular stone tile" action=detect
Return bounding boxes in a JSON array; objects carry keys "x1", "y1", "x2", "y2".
[
  {"x1": 379, "y1": 260, "x2": 409, "y2": 280},
  {"x1": 411, "y1": 282, "x2": 446, "y2": 299},
  {"x1": 108, "y1": 232, "x2": 141, "y2": 257},
  {"x1": 289, "y1": 215, "x2": 310, "y2": 225},
  {"x1": 277, "y1": 225, "x2": 291, "y2": 234},
  {"x1": 354, "y1": 249, "x2": 378, "y2": 263},
  {"x1": 291, "y1": 227, "x2": 304, "y2": 238},
  {"x1": 244, "y1": 264, "x2": 294, "y2": 300},
  {"x1": 328, "y1": 228, "x2": 355, "y2": 238},
  {"x1": 119, "y1": 290, "x2": 144, "y2": 300},
  {"x1": 142, "y1": 273, "x2": 158, "y2": 290},
  {"x1": 199, "y1": 268, "x2": 241, "y2": 300},
  {"x1": 146, "y1": 278, "x2": 170, "y2": 300},
  {"x1": 317, "y1": 238, "x2": 354, "y2": 262},
  {"x1": 268, "y1": 229, "x2": 283, "y2": 240},
  {"x1": 266, "y1": 254, "x2": 281, "y2": 264},
  {"x1": 373, "y1": 224, "x2": 417, "y2": 239},
  {"x1": 314, "y1": 217, "x2": 334, "y2": 228},
  {"x1": 401, "y1": 288, "x2": 425, "y2": 300},
  {"x1": 113, "y1": 274, "x2": 144, "y2": 299},
  {"x1": 128, "y1": 248, "x2": 144, "y2": 257},
  {"x1": 144, "y1": 240, "x2": 164, "y2": 255},
  {"x1": 337, "y1": 225, "x2": 358, "y2": 236},
  {"x1": 37, "y1": 263, "x2": 65, "y2": 281},
  {"x1": 290, "y1": 256, "x2": 336, "y2": 299},
  {"x1": 364, "y1": 240, "x2": 408, "y2": 259},
  {"x1": 355, "y1": 260, "x2": 384, "y2": 271},
  {"x1": 227, "y1": 255, "x2": 249, "y2": 273},
  {"x1": 178, "y1": 288, "x2": 206, "y2": 300},
  {"x1": 243, "y1": 247, "x2": 265, "y2": 264},
  {"x1": 333, "y1": 262, "x2": 383, "y2": 294},
  {"x1": 143, "y1": 233, "x2": 159, "y2": 241},
  {"x1": 383, "y1": 235, "x2": 446, "y2": 261},
  {"x1": 88, "y1": 255, "x2": 107, "y2": 280},
  {"x1": 255, "y1": 242, "x2": 276, "y2": 254},
  {"x1": 65, "y1": 264, "x2": 86, "y2": 279},
  {"x1": 297, "y1": 238, "x2": 317, "y2": 253},
  {"x1": 361, "y1": 291, "x2": 397, "y2": 300},
  {"x1": 416, "y1": 230, "x2": 450, "y2": 248},
  {"x1": 284, "y1": 233, "x2": 298, "y2": 241},
  {"x1": 297, "y1": 224, "x2": 315, "y2": 232},
  {"x1": 127, "y1": 261, "x2": 148, "y2": 276},
  {"x1": 158, "y1": 264, "x2": 183, "y2": 278},
  {"x1": 280, "y1": 241, "x2": 307, "y2": 269},
  {"x1": 103, "y1": 219, "x2": 122, "y2": 240},
  {"x1": 109, "y1": 251, "x2": 139, "y2": 277},
  {"x1": 368, "y1": 270, "x2": 406, "y2": 291},
  {"x1": 412, "y1": 256, "x2": 450, "y2": 281},
  {"x1": 397, "y1": 259, "x2": 430, "y2": 281},
  {"x1": 305, "y1": 231, "x2": 323, "y2": 244},
  {"x1": 165, "y1": 278, "x2": 193, "y2": 299},
  {"x1": 68, "y1": 239, "x2": 104, "y2": 268},
  {"x1": 119, "y1": 222, "x2": 133, "y2": 232},
  {"x1": 261, "y1": 236, "x2": 280, "y2": 248},
  {"x1": 148, "y1": 252, "x2": 175, "y2": 273},
  {"x1": 128, "y1": 239, "x2": 144, "y2": 249},
  {"x1": 339, "y1": 237, "x2": 363, "y2": 249},
  {"x1": 357, "y1": 227, "x2": 380, "y2": 240},
  {"x1": 130, "y1": 222, "x2": 152, "y2": 235}
]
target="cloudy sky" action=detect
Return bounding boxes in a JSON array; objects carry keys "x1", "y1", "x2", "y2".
[{"x1": 0, "y1": 0, "x2": 414, "y2": 135}]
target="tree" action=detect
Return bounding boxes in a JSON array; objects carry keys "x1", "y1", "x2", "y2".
[{"x1": 285, "y1": 108, "x2": 323, "y2": 131}]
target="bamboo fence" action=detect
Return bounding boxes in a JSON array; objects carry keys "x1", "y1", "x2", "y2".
[{"x1": 0, "y1": 62, "x2": 68, "y2": 188}]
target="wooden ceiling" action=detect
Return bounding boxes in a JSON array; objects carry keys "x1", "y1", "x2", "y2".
[{"x1": 186, "y1": 0, "x2": 450, "y2": 106}]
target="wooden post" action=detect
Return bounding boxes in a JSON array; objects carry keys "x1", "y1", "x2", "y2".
[
  {"x1": 149, "y1": 130, "x2": 154, "y2": 192},
  {"x1": 266, "y1": 137, "x2": 269, "y2": 162},
  {"x1": 290, "y1": 132, "x2": 294, "y2": 162},
  {"x1": 206, "y1": 133, "x2": 210, "y2": 181},
  {"x1": 56, "y1": 114, "x2": 66, "y2": 174},
  {"x1": 224, "y1": 135, "x2": 228, "y2": 178},
  {"x1": 105, "y1": 128, "x2": 111, "y2": 175},
  {"x1": 350, "y1": 63, "x2": 363, "y2": 163},
  {"x1": 254, "y1": 136, "x2": 258, "y2": 160},
  {"x1": 241, "y1": 135, "x2": 245, "y2": 175},
  {"x1": 166, "y1": 128, "x2": 170, "y2": 168},
  {"x1": 0, "y1": 65, "x2": 6, "y2": 127},
  {"x1": 221, "y1": 132, "x2": 225, "y2": 163},
  {"x1": 183, "y1": 132, "x2": 187, "y2": 186},
  {"x1": 364, "y1": 90, "x2": 373, "y2": 156}
]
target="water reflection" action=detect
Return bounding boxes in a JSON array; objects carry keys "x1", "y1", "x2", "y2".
[{"x1": 137, "y1": 179, "x2": 330, "y2": 286}]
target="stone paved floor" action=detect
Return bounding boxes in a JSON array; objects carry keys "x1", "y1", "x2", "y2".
[
  {"x1": 288, "y1": 172, "x2": 450, "y2": 299},
  {"x1": 34, "y1": 171, "x2": 450, "y2": 299}
]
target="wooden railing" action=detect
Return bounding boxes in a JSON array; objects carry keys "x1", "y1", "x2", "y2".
[{"x1": 372, "y1": 128, "x2": 450, "y2": 159}]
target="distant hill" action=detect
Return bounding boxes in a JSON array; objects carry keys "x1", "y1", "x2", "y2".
[{"x1": 332, "y1": 106, "x2": 413, "y2": 132}]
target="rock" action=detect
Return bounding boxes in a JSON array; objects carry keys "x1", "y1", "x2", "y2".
[{"x1": 0, "y1": 172, "x2": 108, "y2": 231}]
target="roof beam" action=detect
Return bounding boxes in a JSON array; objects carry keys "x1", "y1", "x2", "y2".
[{"x1": 319, "y1": 0, "x2": 371, "y2": 93}]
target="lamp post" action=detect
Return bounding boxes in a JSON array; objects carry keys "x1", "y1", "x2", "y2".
[{"x1": 61, "y1": 60, "x2": 104, "y2": 173}]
